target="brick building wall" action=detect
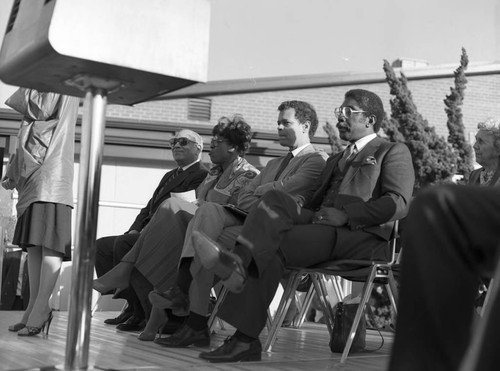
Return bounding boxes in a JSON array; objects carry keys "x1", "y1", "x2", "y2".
[{"x1": 106, "y1": 72, "x2": 500, "y2": 143}]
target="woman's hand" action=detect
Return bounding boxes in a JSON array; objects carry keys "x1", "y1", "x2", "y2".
[{"x1": 1, "y1": 177, "x2": 16, "y2": 190}]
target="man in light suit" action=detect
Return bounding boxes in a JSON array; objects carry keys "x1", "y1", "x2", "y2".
[
  {"x1": 192, "y1": 89, "x2": 415, "y2": 362},
  {"x1": 94, "y1": 129, "x2": 208, "y2": 331},
  {"x1": 154, "y1": 100, "x2": 328, "y2": 348}
]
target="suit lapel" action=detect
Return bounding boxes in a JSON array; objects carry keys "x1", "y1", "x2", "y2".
[
  {"x1": 278, "y1": 144, "x2": 313, "y2": 179},
  {"x1": 341, "y1": 137, "x2": 382, "y2": 187},
  {"x1": 153, "y1": 163, "x2": 199, "y2": 205}
]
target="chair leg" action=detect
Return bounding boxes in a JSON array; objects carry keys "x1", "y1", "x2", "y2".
[
  {"x1": 340, "y1": 266, "x2": 377, "y2": 364},
  {"x1": 91, "y1": 293, "x2": 102, "y2": 316},
  {"x1": 387, "y1": 269, "x2": 399, "y2": 311},
  {"x1": 264, "y1": 271, "x2": 302, "y2": 352},
  {"x1": 311, "y1": 274, "x2": 335, "y2": 335},
  {"x1": 208, "y1": 286, "x2": 228, "y2": 332},
  {"x1": 294, "y1": 284, "x2": 315, "y2": 327}
]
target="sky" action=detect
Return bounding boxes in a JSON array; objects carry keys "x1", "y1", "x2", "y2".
[
  {"x1": 0, "y1": 0, "x2": 498, "y2": 104},
  {"x1": 207, "y1": 0, "x2": 500, "y2": 80}
]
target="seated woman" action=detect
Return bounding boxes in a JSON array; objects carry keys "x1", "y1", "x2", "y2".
[
  {"x1": 469, "y1": 118, "x2": 500, "y2": 186},
  {"x1": 92, "y1": 115, "x2": 259, "y2": 340}
]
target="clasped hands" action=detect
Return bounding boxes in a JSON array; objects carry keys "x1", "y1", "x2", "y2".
[{"x1": 312, "y1": 207, "x2": 348, "y2": 226}]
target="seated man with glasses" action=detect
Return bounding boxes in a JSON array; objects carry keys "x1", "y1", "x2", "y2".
[
  {"x1": 93, "y1": 129, "x2": 208, "y2": 332},
  {"x1": 93, "y1": 118, "x2": 260, "y2": 336},
  {"x1": 187, "y1": 89, "x2": 415, "y2": 362}
]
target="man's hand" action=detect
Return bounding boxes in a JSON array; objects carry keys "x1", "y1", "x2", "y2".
[{"x1": 312, "y1": 207, "x2": 348, "y2": 227}]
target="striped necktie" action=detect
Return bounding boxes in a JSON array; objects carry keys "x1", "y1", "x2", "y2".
[{"x1": 338, "y1": 144, "x2": 357, "y2": 171}]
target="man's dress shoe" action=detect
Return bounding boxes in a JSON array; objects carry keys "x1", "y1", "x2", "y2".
[
  {"x1": 155, "y1": 324, "x2": 210, "y2": 348},
  {"x1": 199, "y1": 335, "x2": 262, "y2": 363},
  {"x1": 116, "y1": 315, "x2": 146, "y2": 332},
  {"x1": 191, "y1": 231, "x2": 247, "y2": 293},
  {"x1": 161, "y1": 318, "x2": 186, "y2": 335},
  {"x1": 103, "y1": 310, "x2": 133, "y2": 325}
]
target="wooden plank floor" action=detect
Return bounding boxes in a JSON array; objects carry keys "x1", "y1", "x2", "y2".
[{"x1": 0, "y1": 311, "x2": 393, "y2": 371}]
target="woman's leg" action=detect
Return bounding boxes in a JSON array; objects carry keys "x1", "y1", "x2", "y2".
[
  {"x1": 26, "y1": 246, "x2": 62, "y2": 327},
  {"x1": 19, "y1": 246, "x2": 43, "y2": 324}
]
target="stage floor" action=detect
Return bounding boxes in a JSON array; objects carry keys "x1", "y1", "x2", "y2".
[{"x1": 0, "y1": 311, "x2": 393, "y2": 371}]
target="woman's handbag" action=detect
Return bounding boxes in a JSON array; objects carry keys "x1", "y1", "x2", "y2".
[{"x1": 329, "y1": 302, "x2": 366, "y2": 353}]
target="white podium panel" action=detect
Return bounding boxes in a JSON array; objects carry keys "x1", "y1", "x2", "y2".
[{"x1": 0, "y1": 0, "x2": 210, "y2": 105}]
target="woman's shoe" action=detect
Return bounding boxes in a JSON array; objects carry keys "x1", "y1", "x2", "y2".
[
  {"x1": 138, "y1": 324, "x2": 165, "y2": 341},
  {"x1": 93, "y1": 262, "x2": 133, "y2": 294},
  {"x1": 8, "y1": 322, "x2": 26, "y2": 332},
  {"x1": 138, "y1": 309, "x2": 167, "y2": 341},
  {"x1": 18, "y1": 311, "x2": 53, "y2": 337}
]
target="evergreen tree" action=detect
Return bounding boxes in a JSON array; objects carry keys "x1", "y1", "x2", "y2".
[
  {"x1": 323, "y1": 121, "x2": 344, "y2": 155},
  {"x1": 444, "y1": 47, "x2": 474, "y2": 179},
  {"x1": 383, "y1": 60, "x2": 458, "y2": 191}
]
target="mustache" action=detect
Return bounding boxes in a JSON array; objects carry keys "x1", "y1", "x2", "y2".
[{"x1": 336, "y1": 122, "x2": 350, "y2": 130}]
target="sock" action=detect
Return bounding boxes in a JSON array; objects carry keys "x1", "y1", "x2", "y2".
[
  {"x1": 166, "y1": 309, "x2": 187, "y2": 324},
  {"x1": 186, "y1": 311, "x2": 208, "y2": 331},
  {"x1": 234, "y1": 329, "x2": 257, "y2": 343},
  {"x1": 176, "y1": 258, "x2": 193, "y2": 295}
]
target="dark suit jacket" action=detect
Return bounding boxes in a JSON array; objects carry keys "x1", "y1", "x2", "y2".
[
  {"x1": 1, "y1": 250, "x2": 29, "y2": 310},
  {"x1": 306, "y1": 136, "x2": 414, "y2": 241},
  {"x1": 129, "y1": 162, "x2": 208, "y2": 232}
]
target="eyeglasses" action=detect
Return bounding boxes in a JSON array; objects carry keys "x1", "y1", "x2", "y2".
[
  {"x1": 210, "y1": 137, "x2": 227, "y2": 146},
  {"x1": 169, "y1": 137, "x2": 196, "y2": 147},
  {"x1": 334, "y1": 106, "x2": 367, "y2": 119}
]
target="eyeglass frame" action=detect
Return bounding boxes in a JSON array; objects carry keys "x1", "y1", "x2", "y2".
[
  {"x1": 334, "y1": 106, "x2": 367, "y2": 119},
  {"x1": 210, "y1": 137, "x2": 228, "y2": 146},
  {"x1": 169, "y1": 137, "x2": 197, "y2": 147}
]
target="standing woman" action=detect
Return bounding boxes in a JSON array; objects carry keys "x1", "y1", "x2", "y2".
[
  {"x1": 469, "y1": 118, "x2": 500, "y2": 186},
  {"x1": 1, "y1": 88, "x2": 79, "y2": 336}
]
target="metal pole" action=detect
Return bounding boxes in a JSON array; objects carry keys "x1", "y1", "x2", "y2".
[{"x1": 65, "y1": 88, "x2": 107, "y2": 370}]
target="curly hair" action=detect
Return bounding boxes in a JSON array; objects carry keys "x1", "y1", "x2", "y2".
[
  {"x1": 277, "y1": 100, "x2": 319, "y2": 137},
  {"x1": 213, "y1": 114, "x2": 253, "y2": 155},
  {"x1": 477, "y1": 117, "x2": 500, "y2": 150},
  {"x1": 344, "y1": 89, "x2": 385, "y2": 132}
]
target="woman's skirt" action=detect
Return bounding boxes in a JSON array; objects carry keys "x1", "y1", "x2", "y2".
[{"x1": 13, "y1": 202, "x2": 72, "y2": 261}]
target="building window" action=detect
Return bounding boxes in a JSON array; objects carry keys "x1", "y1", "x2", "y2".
[{"x1": 188, "y1": 98, "x2": 211, "y2": 121}]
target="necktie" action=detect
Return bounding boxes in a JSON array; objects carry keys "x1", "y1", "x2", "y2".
[
  {"x1": 165, "y1": 167, "x2": 183, "y2": 186},
  {"x1": 338, "y1": 144, "x2": 357, "y2": 171},
  {"x1": 274, "y1": 152, "x2": 293, "y2": 181}
]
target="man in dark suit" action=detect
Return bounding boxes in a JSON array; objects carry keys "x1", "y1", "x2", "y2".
[
  {"x1": 94, "y1": 129, "x2": 207, "y2": 331},
  {"x1": 192, "y1": 89, "x2": 415, "y2": 362},
  {"x1": 389, "y1": 185, "x2": 500, "y2": 371}
]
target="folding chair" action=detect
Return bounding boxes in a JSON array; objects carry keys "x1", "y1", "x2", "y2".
[{"x1": 264, "y1": 219, "x2": 401, "y2": 364}]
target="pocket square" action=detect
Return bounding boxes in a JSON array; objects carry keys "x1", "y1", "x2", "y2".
[{"x1": 361, "y1": 156, "x2": 377, "y2": 166}]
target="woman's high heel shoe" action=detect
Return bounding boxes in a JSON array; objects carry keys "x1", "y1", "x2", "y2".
[
  {"x1": 8, "y1": 322, "x2": 26, "y2": 332},
  {"x1": 138, "y1": 308, "x2": 168, "y2": 341},
  {"x1": 93, "y1": 262, "x2": 133, "y2": 294},
  {"x1": 137, "y1": 322, "x2": 166, "y2": 341},
  {"x1": 18, "y1": 311, "x2": 53, "y2": 337}
]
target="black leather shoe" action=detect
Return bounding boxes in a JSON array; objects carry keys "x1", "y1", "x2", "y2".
[
  {"x1": 149, "y1": 287, "x2": 189, "y2": 316},
  {"x1": 199, "y1": 335, "x2": 262, "y2": 363},
  {"x1": 155, "y1": 324, "x2": 210, "y2": 348},
  {"x1": 191, "y1": 231, "x2": 247, "y2": 293},
  {"x1": 161, "y1": 317, "x2": 186, "y2": 335},
  {"x1": 116, "y1": 315, "x2": 146, "y2": 332},
  {"x1": 103, "y1": 310, "x2": 133, "y2": 325}
]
